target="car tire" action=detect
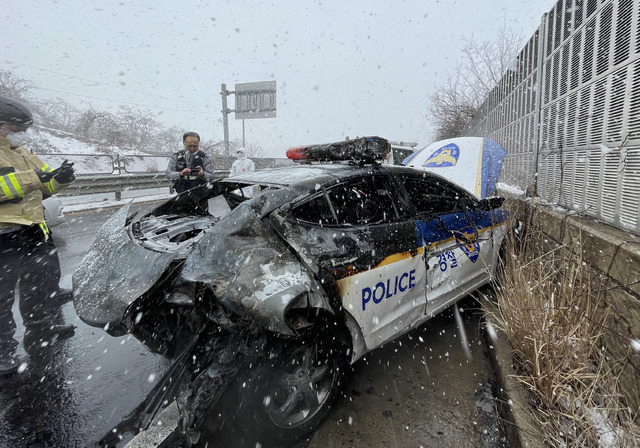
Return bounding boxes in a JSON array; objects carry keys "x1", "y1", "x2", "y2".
[{"x1": 199, "y1": 337, "x2": 349, "y2": 448}]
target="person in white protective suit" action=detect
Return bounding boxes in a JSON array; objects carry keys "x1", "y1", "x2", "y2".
[
  {"x1": 229, "y1": 147, "x2": 255, "y2": 197},
  {"x1": 229, "y1": 148, "x2": 255, "y2": 177}
]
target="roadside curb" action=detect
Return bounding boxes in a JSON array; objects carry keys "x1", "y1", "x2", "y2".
[
  {"x1": 124, "y1": 402, "x2": 181, "y2": 448},
  {"x1": 483, "y1": 309, "x2": 544, "y2": 448}
]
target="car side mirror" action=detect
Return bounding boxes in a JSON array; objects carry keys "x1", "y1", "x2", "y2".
[{"x1": 478, "y1": 196, "x2": 504, "y2": 211}]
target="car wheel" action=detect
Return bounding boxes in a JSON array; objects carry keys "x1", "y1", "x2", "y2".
[{"x1": 199, "y1": 338, "x2": 349, "y2": 448}]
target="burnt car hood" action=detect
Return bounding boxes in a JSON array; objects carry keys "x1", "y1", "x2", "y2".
[
  {"x1": 73, "y1": 203, "x2": 184, "y2": 329},
  {"x1": 73, "y1": 185, "x2": 329, "y2": 334}
]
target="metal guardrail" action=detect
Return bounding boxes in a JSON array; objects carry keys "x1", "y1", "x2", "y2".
[
  {"x1": 43, "y1": 153, "x2": 292, "y2": 175},
  {"x1": 42, "y1": 152, "x2": 292, "y2": 200},
  {"x1": 58, "y1": 171, "x2": 230, "y2": 200}
]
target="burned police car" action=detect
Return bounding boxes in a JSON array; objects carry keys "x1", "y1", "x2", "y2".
[{"x1": 72, "y1": 136, "x2": 510, "y2": 447}]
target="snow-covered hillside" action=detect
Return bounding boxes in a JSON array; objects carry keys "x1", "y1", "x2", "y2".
[{"x1": 26, "y1": 127, "x2": 171, "y2": 175}]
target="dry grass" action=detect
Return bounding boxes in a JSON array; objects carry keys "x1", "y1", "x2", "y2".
[{"x1": 491, "y1": 211, "x2": 640, "y2": 447}]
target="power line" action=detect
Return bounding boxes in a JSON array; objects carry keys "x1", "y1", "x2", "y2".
[
  {"x1": 2, "y1": 58, "x2": 215, "y2": 110},
  {"x1": 35, "y1": 86, "x2": 214, "y2": 115}
]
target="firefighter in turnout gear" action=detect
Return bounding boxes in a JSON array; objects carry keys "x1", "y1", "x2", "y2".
[{"x1": 0, "y1": 96, "x2": 77, "y2": 375}]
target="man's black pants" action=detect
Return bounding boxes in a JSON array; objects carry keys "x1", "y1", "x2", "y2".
[
  {"x1": 174, "y1": 178, "x2": 209, "y2": 211},
  {"x1": 0, "y1": 225, "x2": 64, "y2": 358}
]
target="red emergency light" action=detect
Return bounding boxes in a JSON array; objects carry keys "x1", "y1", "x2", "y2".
[{"x1": 285, "y1": 145, "x2": 311, "y2": 160}]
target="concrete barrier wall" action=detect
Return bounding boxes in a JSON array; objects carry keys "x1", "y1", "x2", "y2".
[{"x1": 503, "y1": 193, "x2": 640, "y2": 416}]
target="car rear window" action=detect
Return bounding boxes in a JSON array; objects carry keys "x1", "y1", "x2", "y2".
[{"x1": 292, "y1": 194, "x2": 336, "y2": 225}]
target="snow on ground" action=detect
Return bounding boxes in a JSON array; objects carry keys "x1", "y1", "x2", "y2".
[
  {"x1": 59, "y1": 188, "x2": 175, "y2": 214},
  {"x1": 496, "y1": 182, "x2": 525, "y2": 197},
  {"x1": 30, "y1": 126, "x2": 137, "y2": 156},
  {"x1": 28, "y1": 127, "x2": 170, "y2": 175}
]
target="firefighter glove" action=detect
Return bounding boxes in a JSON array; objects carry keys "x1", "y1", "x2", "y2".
[
  {"x1": 34, "y1": 169, "x2": 55, "y2": 183},
  {"x1": 52, "y1": 160, "x2": 76, "y2": 184}
]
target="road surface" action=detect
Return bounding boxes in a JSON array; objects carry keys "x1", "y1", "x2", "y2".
[{"x1": 0, "y1": 199, "x2": 507, "y2": 448}]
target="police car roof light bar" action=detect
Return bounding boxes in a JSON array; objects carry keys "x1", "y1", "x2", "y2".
[{"x1": 285, "y1": 136, "x2": 391, "y2": 163}]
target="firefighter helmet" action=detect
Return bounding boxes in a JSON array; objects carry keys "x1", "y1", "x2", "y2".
[{"x1": 0, "y1": 96, "x2": 34, "y2": 127}]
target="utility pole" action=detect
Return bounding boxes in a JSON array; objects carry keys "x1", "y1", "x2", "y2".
[{"x1": 220, "y1": 83, "x2": 231, "y2": 156}]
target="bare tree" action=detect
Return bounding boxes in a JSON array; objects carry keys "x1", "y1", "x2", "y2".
[
  {"x1": 243, "y1": 141, "x2": 266, "y2": 158},
  {"x1": 74, "y1": 108, "x2": 113, "y2": 141},
  {"x1": 427, "y1": 27, "x2": 524, "y2": 140},
  {"x1": 73, "y1": 106, "x2": 167, "y2": 151},
  {"x1": 0, "y1": 69, "x2": 34, "y2": 101},
  {"x1": 428, "y1": 74, "x2": 479, "y2": 140},
  {"x1": 200, "y1": 139, "x2": 226, "y2": 157},
  {"x1": 0, "y1": 69, "x2": 219, "y2": 156},
  {"x1": 37, "y1": 98, "x2": 81, "y2": 131},
  {"x1": 117, "y1": 106, "x2": 160, "y2": 151},
  {"x1": 154, "y1": 127, "x2": 185, "y2": 154}
]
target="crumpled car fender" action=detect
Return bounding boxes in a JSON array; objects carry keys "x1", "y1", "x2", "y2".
[
  {"x1": 181, "y1": 205, "x2": 332, "y2": 336},
  {"x1": 232, "y1": 254, "x2": 330, "y2": 335}
]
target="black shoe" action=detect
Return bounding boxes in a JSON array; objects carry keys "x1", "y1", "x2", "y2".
[
  {"x1": 46, "y1": 324, "x2": 77, "y2": 344},
  {"x1": 51, "y1": 288, "x2": 74, "y2": 307},
  {"x1": 24, "y1": 324, "x2": 76, "y2": 356},
  {"x1": 0, "y1": 354, "x2": 28, "y2": 376}
]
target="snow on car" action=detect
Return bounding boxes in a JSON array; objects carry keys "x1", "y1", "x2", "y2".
[{"x1": 72, "y1": 136, "x2": 511, "y2": 448}]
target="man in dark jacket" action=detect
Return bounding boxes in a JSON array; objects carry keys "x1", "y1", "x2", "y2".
[
  {"x1": 0, "y1": 96, "x2": 76, "y2": 375},
  {"x1": 166, "y1": 132, "x2": 215, "y2": 193}
]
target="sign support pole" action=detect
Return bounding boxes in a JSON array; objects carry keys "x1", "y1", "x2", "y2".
[{"x1": 221, "y1": 83, "x2": 231, "y2": 156}]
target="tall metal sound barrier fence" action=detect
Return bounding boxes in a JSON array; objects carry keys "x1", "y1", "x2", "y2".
[{"x1": 465, "y1": 0, "x2": 640, "y2": 235}]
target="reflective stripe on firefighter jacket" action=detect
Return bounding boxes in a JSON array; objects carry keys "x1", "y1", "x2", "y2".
[{"x1": 0, "y1": 135, "x2": 71, "y2": 230}]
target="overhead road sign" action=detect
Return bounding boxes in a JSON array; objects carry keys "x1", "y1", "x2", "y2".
[{"x1": 234, "y1": 81, "x2": 277, "y2": 119}]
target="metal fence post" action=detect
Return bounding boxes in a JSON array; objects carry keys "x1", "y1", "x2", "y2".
[
  {"x1": 113, "y1": 155, "x2": 123, "y2": 199},
  {"x1": 113, "y1": 155, "x2": 123, "y2": 174},
  {"x1": 531, "y1": 14, "x2": 547, "y2": 196}
]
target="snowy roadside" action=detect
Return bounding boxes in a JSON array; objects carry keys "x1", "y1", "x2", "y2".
[{"x1": 58, "y1": 187, "x2": 175, "y2": 214}]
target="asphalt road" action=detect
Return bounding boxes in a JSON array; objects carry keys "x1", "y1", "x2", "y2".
[
  {"x1": 0, "y1": 203, "x2": 171, "y2": 448},
  {"x1": 308, "y1": 302, "x2": 506, "y2": 448},
  {"x1": 0, "y1": 200, "x2": 507, "y2": 448}
]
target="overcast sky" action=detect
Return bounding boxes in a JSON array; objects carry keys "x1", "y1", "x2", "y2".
[{"x1": 3, "y1": 0, "x2": 556, "y2": 157}]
